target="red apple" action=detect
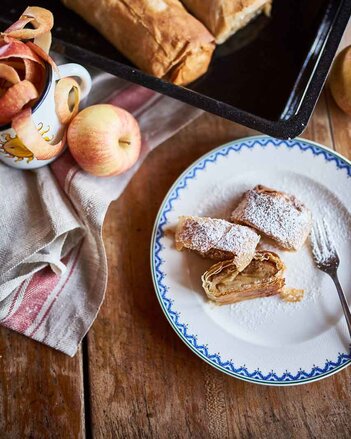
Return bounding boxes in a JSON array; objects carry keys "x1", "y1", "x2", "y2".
[{"x1": 67, "y1": 104, "x2": 141, "y2": 177}]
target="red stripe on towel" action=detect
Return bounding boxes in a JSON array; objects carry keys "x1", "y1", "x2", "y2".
[
  {"x1": 29, "y1": 243, "x2": 82, "y2": 338},
  {"x1": 51, "y1": 150, "x2": 77, "y2": 190},
  {"x1": 2, "y1": 251, "x2": 72, "y2": 333},
  {"x1": 2, "y1": 266, "x2": 61, "y2": 333},
  {"x1": 108, "y1": 84, "x2": 156, "y2": 113}
]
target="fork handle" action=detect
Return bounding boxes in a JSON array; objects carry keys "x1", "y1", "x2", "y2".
[{"x1": 331, "y1": 274, "x2": 351, "y2": 338}]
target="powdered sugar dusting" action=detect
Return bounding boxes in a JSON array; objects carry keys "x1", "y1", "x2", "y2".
[
  {"x1": 177, "y1": 217, "x2": 229, "y2": 254},
  {"x1": 176, "y1": 216, "x2": 259, "y2": 262},
  {"x1": 191, "y1": 171, "x2": 351, "y2": 341},
  {"x1": 231, "y1": 186, "x2": 312, "y2": 250},
  {"x1": 310, "y1": 220, "x2": 336, "y2": 264},
  {"x1": 217, "y1": 221, "x2": 259, "y2": 254}
]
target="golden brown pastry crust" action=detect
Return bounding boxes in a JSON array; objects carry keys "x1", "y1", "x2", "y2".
[
  {"x1": 181, "y1": 0, "x2": 272, "y2": 44},
  {"x1": 62, "y1": 0, "x2": 215, "y2": 85},
  {"x1": 175, "y1": 215, "x2": 260, "y2": 271},
  {"x1": 202, "y1": 251, "x2": 285, "y2": 304},
  {"x1": 231, "y1": 185, "x2": 312, "y2": 251}
]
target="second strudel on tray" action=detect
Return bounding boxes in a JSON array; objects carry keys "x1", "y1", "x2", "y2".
[
  {"x1": 175, "y1": 216, "x2": 260, "y2": 271},
  {"x1": 62, "y1": 0, "x2": 215, "y2": 85}
]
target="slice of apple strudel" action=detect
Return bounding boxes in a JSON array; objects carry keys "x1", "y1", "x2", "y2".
[
  {"x1": 202, "y1": 251, "x2": 285, "y2": 304},
  {"x1": 231, "y1": 185, "x2": 312, "y2": 251},
  {"x1": 175, "y1": 216, "x2": 260, "y2": 271}
]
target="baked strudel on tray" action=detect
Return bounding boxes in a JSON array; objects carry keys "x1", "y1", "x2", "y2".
[
  {"x1": 175, "y1": 216, "x2": 260, "y2": 271},
  {"x1": 202, "y1": 251, "x2": 285, "y2": 304},
  {"x1": 62, "y1": 0, "x2": 215, "y2": 85},
  {"x1": 231, "y1": 185, "x2": 312, "y2": 251},
  {"x1": 181, "y1": 0, "x2": 272, "y2": 44}
]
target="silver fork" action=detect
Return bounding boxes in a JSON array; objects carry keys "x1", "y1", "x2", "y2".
[{"x1": 311, "y1": 220, "x2": 351, "y2": 338}]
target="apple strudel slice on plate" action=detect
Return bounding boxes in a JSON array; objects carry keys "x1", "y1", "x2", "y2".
[
  {"x1": 175, "y1": 216, "x2": 260, "y2": 271},
  {"x1": 202, "y1": 251, "x2": 285, "y2": 304},
  {"x1": 231, "y1": 185, "x2": 312, "y2": 251}
]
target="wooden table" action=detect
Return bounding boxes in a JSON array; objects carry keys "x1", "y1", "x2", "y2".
[{"x1": 1, "y1": 26, "x2": 351, "y2": 439}]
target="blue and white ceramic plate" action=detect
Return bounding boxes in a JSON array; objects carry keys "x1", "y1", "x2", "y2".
[{"x1": 151, "y1": 136, "x2": 351, "y2": 386}]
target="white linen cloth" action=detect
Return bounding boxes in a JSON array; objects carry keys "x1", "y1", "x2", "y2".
[{"x1": 0, "y1": 65, "x2": 201, "y2": 355}]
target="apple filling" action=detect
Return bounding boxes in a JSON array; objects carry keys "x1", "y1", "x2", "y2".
[
  {"x1": 202, "y1": 251, "x2": 285, "y2": 304},
  {"x1": 215, "y1": 257, "x2": 278, "y2": 293}
]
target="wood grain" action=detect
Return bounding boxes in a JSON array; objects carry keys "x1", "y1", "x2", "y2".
[
  {"x1": 1, "y1": 19, "x2": 351, "y2": 439},
  {"x1": 0, "y1": 329, "x2": 85, "y2": 438},
  {"x1": 87, "y1": 25, "x2": 351, "y2": 435},
  {"x1": 86, "y1": 96, "x2": 351, "y2": 438}
]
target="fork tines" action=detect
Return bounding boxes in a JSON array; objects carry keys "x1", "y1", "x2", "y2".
[{"x1": 310, "y1": 220, "x2": 339, "y2": 269}]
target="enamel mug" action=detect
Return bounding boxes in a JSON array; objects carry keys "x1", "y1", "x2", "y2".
[{"x1": 0, "y1": 62, "x2": 92, "y2": 170}]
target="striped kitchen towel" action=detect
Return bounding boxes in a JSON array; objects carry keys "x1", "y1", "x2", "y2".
[{"x1": 0, "y1": 67, "x2": 202, "y2": 356}]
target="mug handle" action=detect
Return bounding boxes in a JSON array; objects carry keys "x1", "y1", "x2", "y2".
[{"x1": 57, "y1": 63, "x2": 92, "y2": 100}]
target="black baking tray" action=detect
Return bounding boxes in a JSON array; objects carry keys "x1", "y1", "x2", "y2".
[{"x1": 1, "y1": 0, "x2": 350, "y2": 138}]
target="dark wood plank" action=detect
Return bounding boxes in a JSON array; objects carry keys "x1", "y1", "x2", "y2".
[
  {"x1": 87, "y1": 104, "x2": 351, "y2": 437},
  {"x1": 0, "y1": 328, "x2": 85, "y2": 438}
]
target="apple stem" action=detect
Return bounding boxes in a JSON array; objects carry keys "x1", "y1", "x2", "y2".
[{"x1": 119, "y1": 139, "x2": 131, "y2": 148}]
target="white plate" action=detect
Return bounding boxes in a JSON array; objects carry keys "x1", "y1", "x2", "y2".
[{"x1": 151, "y1": 136, "x2": 351, "y2": 385}]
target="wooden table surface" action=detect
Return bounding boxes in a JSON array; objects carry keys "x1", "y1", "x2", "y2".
[{"x1": 1, "y1": 24, "x2": 351, "y2": 439}]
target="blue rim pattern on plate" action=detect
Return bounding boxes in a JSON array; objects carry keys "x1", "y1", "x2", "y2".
[{"x1": 151, "y1": 136, "x2": 351, "y2": 385}]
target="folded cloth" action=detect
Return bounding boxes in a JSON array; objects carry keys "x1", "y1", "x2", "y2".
[{"x1": 0, "y1": 65, "x2": 202, "y2": 356}]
